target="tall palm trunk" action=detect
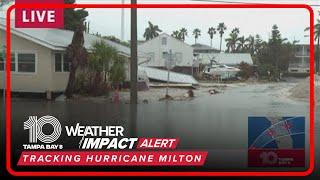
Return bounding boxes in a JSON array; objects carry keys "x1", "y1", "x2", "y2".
[
  {"x1": 64, "y1": 24, "x2": 87, "y2": 98},
  {"x1": 219, "y1": 36, "x2": 222, "y2": 52},
  {"x1": 210, "y1": 38, "x2": 213, "y2": 48},
  {"x1": 65, "y1": 67, "x2": 77, "y2": 98}
]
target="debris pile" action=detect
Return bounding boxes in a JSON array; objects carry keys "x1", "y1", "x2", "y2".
[{"x1": 289, "y1": 76, "x2": 320, "y2": 103}]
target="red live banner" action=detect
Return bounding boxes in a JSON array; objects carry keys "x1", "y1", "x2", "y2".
[
  {"x1": 15, "y1": 0, "x2": 64, "y2": 28},
  {"x1": 18, "y1": 151, "x2": 208, "y2": 166}
]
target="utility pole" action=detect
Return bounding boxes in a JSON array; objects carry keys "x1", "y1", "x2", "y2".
[
  {"x1": 192, "y1": 56, "x2": 195, "y2": 77},
  {"x1": 166, "y1": 50, "x2": 174, "y2": 97},
  {"x1": 130, "y1": 0, "x2": 138, "y2": 104},
  {"x1": 121, "y1": 0, "x2": 125, "y2": 41},
  {"x1": 166, "y1": 67, "x2": 170, "y2": 97}
]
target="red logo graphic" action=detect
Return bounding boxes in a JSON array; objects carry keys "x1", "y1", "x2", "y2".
[
  {"x1": 15, "y1": 0, "x2": 64, "y2": 28},
  {"x1": 248, "y1": 149, "x2": 305, "y2": 167}
]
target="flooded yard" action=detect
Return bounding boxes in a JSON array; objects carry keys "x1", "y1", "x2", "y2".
[{"x1": 1, "y1": 79, "x2": 316, "y2": 172}]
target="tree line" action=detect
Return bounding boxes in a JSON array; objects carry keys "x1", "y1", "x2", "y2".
[
  {"x1": 49, "y1": 4, "x2": 320, "y2": 97},
  {"x1": 63, "y1": 1, "x2": 126, "y2": 98},
  {"x1": 143, "y1": 21, "x2": 228, "y2": 52}
]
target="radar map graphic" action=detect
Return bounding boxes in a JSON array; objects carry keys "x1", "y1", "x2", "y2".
[{"x1": 248, "y1": 116, "x2": 305, "y2": 167}]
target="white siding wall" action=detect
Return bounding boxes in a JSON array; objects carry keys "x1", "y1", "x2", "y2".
[
  {"x1": 0, "y1": 29, "x2": 132, "y2": 93},
  {"x1": 0, "y1": 29, "x2": 54, "y2": 93},
  {"x1": 138, "y1": 34, "x2": 194, "y2": 67}
]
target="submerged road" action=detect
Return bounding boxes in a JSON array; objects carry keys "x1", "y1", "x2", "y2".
[{"x1": 0, "y1": 82, "x2": 317, "y2": 173}]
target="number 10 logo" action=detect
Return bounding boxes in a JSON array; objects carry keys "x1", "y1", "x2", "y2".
[{"x1": 24, "y1": 116, "x2": 62, "y2": 144}]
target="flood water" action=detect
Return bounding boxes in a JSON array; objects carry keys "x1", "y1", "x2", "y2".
[{"x1": 1, "y1": 82, "x2": 316, "y2": 172}]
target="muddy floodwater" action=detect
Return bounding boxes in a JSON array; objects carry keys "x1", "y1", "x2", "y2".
[{"x1": 1, "y1": 81, "x2": 317, "y2": 172}]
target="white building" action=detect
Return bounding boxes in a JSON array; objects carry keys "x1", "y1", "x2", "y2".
[
  {"x1": 0, "y1": 18, "x2": 131, "y2": 94},
  {"x1": 288, "y1": 44, "x2": 310, "y2": 74},
  {"x1": 138, "y1": 33, "x2": 196, "y2": 75},
  {"x1": 198, "y1": 53, "x2": 253, "y2": 66}
]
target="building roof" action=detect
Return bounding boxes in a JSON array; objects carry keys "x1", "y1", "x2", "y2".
[
  {"x1": 192, "y1": 43, "x2": 219, "y2": 51},
  {"x1": 0, "y1": 18, "x2": 130, "y2": 57},
  {"x1": 138, "y1": 66, "x2": 198, "y2": 85},
  {"x1": 139, "y1": 33, "x2": 193, "y2": 48},
  {"x1": 200, "y1": 53, "x2": 253, "y2": 65}
]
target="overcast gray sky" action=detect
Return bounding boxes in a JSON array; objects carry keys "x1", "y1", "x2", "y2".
[
  {"x1": 76, "y1": 0, "x2": 318, "y2": 50},
  {"x1": 1, "y1": 0, "x2": 319, "y2": 50}
]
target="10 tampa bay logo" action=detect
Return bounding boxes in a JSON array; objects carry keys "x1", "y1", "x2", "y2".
[{"x1": 23, "y1": 115, "x2": 63, "y2": 150}]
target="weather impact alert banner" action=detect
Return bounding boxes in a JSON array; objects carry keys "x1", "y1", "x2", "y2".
[
  {"x1": 18, "y1": 116, "x2": 207, "y2": 166},
  {"x1": 17, "y1": 115, "x2": 307, "y2": 168}
]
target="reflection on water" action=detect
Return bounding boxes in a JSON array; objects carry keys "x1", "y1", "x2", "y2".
[
  {"x1": 136, "y1": 84, "x2": 309, "y2": 150},
  {"x1": 0, "y1": 83, "x2": 311, "y2": 171}
]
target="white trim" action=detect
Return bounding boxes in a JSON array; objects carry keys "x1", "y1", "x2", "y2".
[
  {"x1": 14, "y1": 50, "x2": 37, "y2": 75},
  {"x1": 0, "y1": 52, "x2": 15, "y2": 72},
  {"x1": 0, "y1": 51, "x2": 37, "y2": 74},
  {"x1": 138, "y1": 33, "x2": 194, "y2": 49},
  {"x1": 0, "y1": 25, "x2": 65, "y2": 51},
  {"x1": 0, "y1": 24, "x2": 130, "y2": 56},
  {"x1": 54, "y1": 52, "x2": 70, "y2": 73}
]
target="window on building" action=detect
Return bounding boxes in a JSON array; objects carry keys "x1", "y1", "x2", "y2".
[
  {"x1": 63, "y1": 54, "x2": 70, "y2": 72},
  {"x1": 302, "y1": 57, "x2": 309, "y2": 67},
  {"x1": 0, "y1": 53, "x2": 16, "y2": 71},
  {"x1": 55, "y1": 53, "x2": 62, "y2": 72},
  {"x1": 55, "y1": 53, "x2": 70, "y2": 72},
  {"x1": 175, "y1": 52, "x2": 183, "y2": 63},
  {"x1": 18, "y1": 53, "x2": 36, "y2": 73},
  {"x1": 162, "y1": 51, "x2": 169, "y2": 59},
  {"x1": 161, "y1": 37, "x2": 167, "y2": 45},
  {"x1": 0, "y1": 55, "x2": 4, "y2": 71},
  {"x1": 11, "y1": 53, "x2": 16, "y2": 71}
]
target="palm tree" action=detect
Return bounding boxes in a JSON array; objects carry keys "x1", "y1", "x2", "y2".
[
  {"x1": 217, "y1": 22, "x2": 227, "y2": 52},
  {"x1": 193, "y1": 28, "x2": 201, "y2": 44},
  {"x1": 236, "y1": 36, "x2": 246, "y2": 52},
  {"x1": 305, "y1": 18, "x2": 320, "y2": 73},
  {"x1": 89, "y1": 41, "x2": 118, "y2": 84},
  {"x1": 0, "y1": 0, "x2": 13, "y2": 7},
  {"x1": 245, "y1": 35, "x2": 255, "y2": 55},
  {"x1": 88, "y1": 40, "x2": 124, "y2": 95},
  {"x1": 225, "y1": 33, "x2": 238, "y2": 53},
  {"x1": 171, "y1": 30, "x2": 181, "y2": 40},
  {"x1": 109, "y1": 55, "x2": 126, "y2": 87},
  {"x1": 231, "y1": 27, "x2": 240, "y2": 34},
  {"x1": 143, "y1": 21, "x2": 162, "y2": 40},
  {"x1": 208, "y1": 27, "x2": 216, "y2": 48},
  {"x1": 254, "y1": 34, "x2": 265, "y2": 54},
  {"x1": 65, "y1": 24, "x2": 88, "y2": 98},
  {"x1": 179, "y1": 28, "x2": 188, "y2": 42},
  {"x1": 225, "y1": 27, "x2": 239, "y2": 53}
]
